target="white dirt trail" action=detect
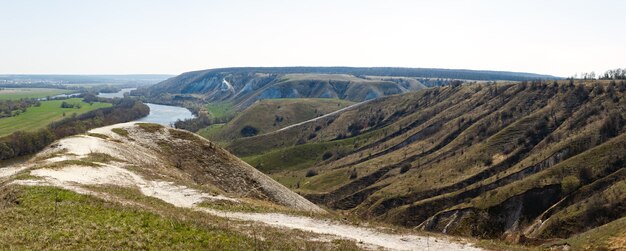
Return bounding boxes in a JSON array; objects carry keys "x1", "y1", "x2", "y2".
[
  {"x1": 199, "y1": 208, "x2": 482, "y2": 251},
  {"x1": 274, "y1": 99, "x2": 373, "y2": 133}
]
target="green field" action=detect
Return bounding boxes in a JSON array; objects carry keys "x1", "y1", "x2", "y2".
[
  {"x1": 0, "y1": 98, "x2": 111, "y2": 137},
  {"x1": 197, "y1": 123, "x2": 226, "y2": 139},
  {"x1": 0, "y1": 88, "x2": 75, "y2": 100},
  {"x1": 206, "y1": 102, "x2": 235, "y2": 120}
]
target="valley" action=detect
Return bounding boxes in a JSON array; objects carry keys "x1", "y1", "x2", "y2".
[
  {"x1": 1, "y1": 68, "x2": 625, "y2": 250},
  {"x1": 5, "y1": 1, "x2": 625, "y2": 249}
]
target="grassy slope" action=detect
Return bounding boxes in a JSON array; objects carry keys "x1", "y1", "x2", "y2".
[
  {"x1": 198, "y1": 123, "x2": 226, "y2": 140},
  {"x1": 205, "y1": 98, "x2": 354, "y2": 142},
  {"x1": 0, "y1": 88, "x2": 74, "y2": 100},
  {"x1": 206, "y1": 102, "x2": 236, "y2": 120},
  {"x1": 218, "y1": 80, "x2": 626, "y2": 246},
  {"x1": 0, "y1": 98, "x2": 111, "y2": 136},
  {"x1": 0, "y1": 185, "x2": 358, "y2": 250},
  {"x1": 561, "y1": 216, "x2": 626, "y2": 250}
]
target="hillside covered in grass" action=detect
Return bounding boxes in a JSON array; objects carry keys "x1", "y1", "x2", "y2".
[
  {"x1": 199, "y1": 98, "x2": 354, "y2": 142},
  {"x1": 221, "y1": 79, "x2": 626, "y2": 248}
]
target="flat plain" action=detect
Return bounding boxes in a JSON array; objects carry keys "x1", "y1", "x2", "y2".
[{"x1": 0, "y1": 98, "x2": 111, "y2": 136}]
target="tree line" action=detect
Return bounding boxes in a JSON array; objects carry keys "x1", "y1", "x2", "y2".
[
  {"x1": 600, "y1": 68, "x2": 626, "y2": 80},
  {"x1": 0, "y1": 99, "x2": 41, "y2": 118},
  {"x1": 574, "y1": 68, "x2": 626, "y2": 80},
  {"x1": 0, "y1": 98, "x2": 149, "y2": 160}
]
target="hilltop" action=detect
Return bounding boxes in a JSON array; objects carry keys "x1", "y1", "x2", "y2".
[
  {"x1": 136, "y1": 67, "x2": 558, "y2": 112},
  {"x1": 221, "y1": 80, "x2": 626, "y2": 249}
]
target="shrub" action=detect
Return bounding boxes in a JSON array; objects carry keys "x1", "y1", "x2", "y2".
[
  {"x1": 599, "y1": 112, "x2": 623, "y2": 139},
  {"x1": 322, "y1": 151, "x2": 333, "y2": 160},
  {"x1": 399, "y1": 163, "x2": 411, "y2": 174},
  {"x1": 561, "y1": 175, "x2": 581, "y2": 194},
  {"x1": 296, "y1": 138, "x2": 307, "y2": 145},
  {"x1": 349, "y1": 169, "x2": 358, "y2": 180},
  {"x1": 305, "y1": 169, "x2": 318, "y2": 177},
  {"x1": 482, "y1": 156, "x2": 493, "y2": 166},
  {"x1": 137, "y1": 123, "x2": 164, "y2": 133},
  {"x1": 579, "y1": 166, "x2": 594, "y2": 184},
  {"x1": 111, "y1": 128, "x2": 129, "y2": 137},
  {"x1": 240, "y1": 126, "x2": 259, "y2": 137}
]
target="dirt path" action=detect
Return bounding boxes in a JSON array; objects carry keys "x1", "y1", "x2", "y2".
[
  {"x1": 200, "y1": 208, "x2": 482, "y2": 251},
  {"x1": 0, "y1": 164, "x2": 29, "y2": 180},
  {"x1": 274, "y1": 99, "x2": 372, "y2": 133}
]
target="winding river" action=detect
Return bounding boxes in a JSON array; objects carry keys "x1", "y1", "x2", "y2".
[{"x1": 97, "y1": 88, "x2": 195, "y2": 126}]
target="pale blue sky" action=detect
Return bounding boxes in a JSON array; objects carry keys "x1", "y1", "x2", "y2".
[{"x1": 1, "y1": 0, "x2": 624, "y2": 76}]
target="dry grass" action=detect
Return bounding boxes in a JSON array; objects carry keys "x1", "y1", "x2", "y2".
[
  {"x1": 213, "y1": 80, "x2": 626, "y2": 244},
  {"x1": 0, "y1": 185, "x2": 361, "y2": 250}
]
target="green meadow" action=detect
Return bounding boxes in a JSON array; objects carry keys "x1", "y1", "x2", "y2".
[{"x1": 0, "y1": 98, "x2": 111, "y2": 137}]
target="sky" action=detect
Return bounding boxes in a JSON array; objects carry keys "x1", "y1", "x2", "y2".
[{"x1": 1, "y1": 0, "x2": 625, "y2": 77}]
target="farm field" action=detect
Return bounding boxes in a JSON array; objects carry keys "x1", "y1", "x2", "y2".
[
  {"x1": 0, "y1": 98, "x2": 111, "y2": 137},
  {"x1": 0, "y1": 88, "x2": 75, "y2": 100}
]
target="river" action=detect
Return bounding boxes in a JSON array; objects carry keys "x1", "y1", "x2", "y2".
[{"x1": 97, "y1": 88, "x2": 195, "y2": 126}]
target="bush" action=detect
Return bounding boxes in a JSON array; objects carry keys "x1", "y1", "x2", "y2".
[
  {"x1": 322, "y1": 151, "x2": 333, "y2": 160},
  {"x1": 60, "y1": 101, "x2": 80, "y2": 109},
  {"x1": 174, "y1": 114, "x2": 211, "y2": 132},
  {"x1": 111, "y1": 128, "x2": 129, "y2": 137},
  {"x1": 305, "y1": 169, "x2": 318, "y2": 177},
  {"x1": 482, "y1": 156, "x2": 493, "y2": 166},
  {"x1": 599, "y1": 112, "x2": 623, "y2": 139},
  {"x1": 296, "y1": 138, "x2": 307, "y2": 145},
  {"x1": 240, "y1": 126, "x2": 259, "y2": 137},
  {"x1": 561, "y1": 175, "x2": 581, "y2": 194},
  {"x1": 137, "y1": 123, "x2": 164, "y2": 133},
  {"x1": 579, "y1": 166, "x2": 594, "y2": 184},
  {"x1": 349, "y1": 169, "x2": 358, "y2": 179},
  {"x1": 399, "y1": 163, "x2": 411, "y2": 174}
]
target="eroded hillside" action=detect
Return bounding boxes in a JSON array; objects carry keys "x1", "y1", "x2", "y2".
[
  {"x1": 0, "y1": 122, "x2": 482, "y2": 250},
  {"x1": 136, "y1": 67, "x2": 557, "y2": 113},
  {"x1": 227, "y1": 80, "x2": 626, "y2": 248}
]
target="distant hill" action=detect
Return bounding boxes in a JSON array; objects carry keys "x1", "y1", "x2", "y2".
[
  {"x1": 219, "y1": 79, "x2": 626, "y2": 248},
  {"x1": 138, "y1": 67, "x2": 558, "y2": 110},
  {"x1": 0, "y1": 74, "x2": 173, "y2": 85}
]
